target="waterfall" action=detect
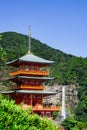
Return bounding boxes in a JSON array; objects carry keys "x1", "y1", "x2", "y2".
[
  {"x1": 58, "y1": 86, "x2": 66, "y2": 122},
  {"x1": 61, "y1": 86, "x2": 66, "y2": 119}
]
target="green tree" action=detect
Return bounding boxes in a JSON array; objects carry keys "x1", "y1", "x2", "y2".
[
  {"x1": 77, "y1": 122, "x2": 87, "y2": 130},
  {"x1": 0, "y1": 95, "x2": 58, "y2": 130},
  {"x1": 0, "y1": 47, "x2": 7, "y2": 82},
  {"x1": 0, "y1": 47, "x2": 7, "y2": 63},
  {"x1": 61, "y1": 117, "x2": 77, "y2": 130},
  {"x1": 75, "y1": 91, "x2": 87, "y2": 122},
  {"x1": 0, "y1": 35, "x2": 2, "y2": 40},
  {"x1": 52, "y1": 111, "x2": 59, "y2": 120}
]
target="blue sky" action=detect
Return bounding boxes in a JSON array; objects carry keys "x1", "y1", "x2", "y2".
[{"x1": 0, "y1": 0, "x2": 87, "y2": 57}]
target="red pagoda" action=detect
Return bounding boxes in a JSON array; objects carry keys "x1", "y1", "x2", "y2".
[{"x1": 2, "y1": 28, "x2": 61, "y2": 119}]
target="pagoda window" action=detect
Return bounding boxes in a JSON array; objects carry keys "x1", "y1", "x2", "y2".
[
  {"x1": 34, "y1": 81, "x2": 39, "y2": 85},
  {"x1": 46, "y1": 112, "x2": 51, "y2": 118},
  {"x1": 25, "y1": 95, "x2": 31, "y2": 98},
  {"x1": 23, "y1": 99, "x2": 28, "y2": 104},
  {"x1": 24, "y1": 66, "x2": 29, "y2": 71},
  {"x1": 29, "y1": 65, "x2": 34, "y2": 70},
  {"x1": 29, "y1": 80, "x2": 35, "y2": 85},
  {"x1": 32, "y1": 95, "x2": 36, "y2": 98},
  {"x1": 38, "y1": 101, "x2": 42, "y2": 108},
  {"x1": 19, "y1": 65, "x2": 23, "y2": 69},
  {"x1": 29, "y1": 95, "x2": 31, "y2": 98},
  {"x1": 29, "y1": 81, "x2": 31, "y2": 84},
  {"x1": 35, "y1": 66, "x2": 39, "y2": 70},
  {"x1": 36, "y1": 95, "x2": 41, "y2": 99},
  {"x1": 41, "y1": 112, "x2": 44, "y2": 117},
  {"x1": 36, "y1": 81, "x2": 39, "y2": 85},
  {"x1": 24, "y1": 95, "x2": 28, "y2": 98},
  {"x1": 40, "y1": 67, "x2": 47, "y2": 71},
  {"x1": 24, "y1": 81, "x2": 28, "y2": 85},
  {"x1": 32, "y1": 101, "x2": 36, "y2": 106}
]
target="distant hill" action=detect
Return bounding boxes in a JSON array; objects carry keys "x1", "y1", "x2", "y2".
[{"x1": 0, "y1": 31, "x2": 87, "y2": 86}]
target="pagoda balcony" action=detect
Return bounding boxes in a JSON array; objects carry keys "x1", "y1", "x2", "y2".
[
  {"x1": 22, "y1": 104, "x2": 61, "y2": 111},
  {"x1": 16, "y1": 85, "x2": 46, "y2": 90},
  {"x1": 32, "y1": 106, "x2": 61, "y2": 111},
  {"x1": 10, "y1": 69, "x2": 49, "y2": 76}
]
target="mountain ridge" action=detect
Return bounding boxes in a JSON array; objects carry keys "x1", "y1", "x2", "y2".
[{"x1": 0, "y1": 31, "x2": 87, "y2": 85}]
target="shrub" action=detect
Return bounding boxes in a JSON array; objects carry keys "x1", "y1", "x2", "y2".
[{"x1": 0, "y1": 95, "x2": 58, "y2": 130}]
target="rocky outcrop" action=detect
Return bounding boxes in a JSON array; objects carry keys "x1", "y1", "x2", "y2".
[{"x1": 44, "y1": 84, "x2": 78, "y2": 111}]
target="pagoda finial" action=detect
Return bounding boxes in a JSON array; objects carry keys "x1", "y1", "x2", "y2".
[{"x1": 28, "y1": 26, "x2": 31, "y2": 54}]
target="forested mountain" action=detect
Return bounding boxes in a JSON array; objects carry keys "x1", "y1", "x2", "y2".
[
  {"x1": 0, "y1": 32, "x2": 87, "y2": 123},
  {"x1": 0, "y1": 32, "x2": 87, "y2": 85}
]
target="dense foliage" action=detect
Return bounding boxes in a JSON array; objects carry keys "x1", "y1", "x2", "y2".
[
  {"x1": 0, "y1": 42, "x2": 7, "y2": 82},
  {"x1": 0, "y1": 95, "x2": 58, "y2": 130},
  {"x1": 61, "y1": 116, "x2": 87, "y2": 130},
  {"x1": 75, "y1": 90, "x2": 87, "y2": 122},
  {"x1": 0, "y1": 47, "x2": 7, "y2": 63},
  {"x1": 61, "y1": 117, "x2": 77, "y2": 130},
  {"x1": 0, "y1": 32, "x2": 87, "y2": 125}
]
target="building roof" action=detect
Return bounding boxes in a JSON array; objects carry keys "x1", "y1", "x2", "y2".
[
  {"x1": 16, "y1": 90, "x2": 57, "y2": 95},
  {"x1": 1, "y1": 90, "x2": 57, "y2": 95},
  {"x1": 1, "y1": 90, "x2": 15, "y2": 94},
  {"x1": 9, "y1": 75, "x2": 54, "y2": 82},
  {"x1": 6, "y1": 53, "x2": 54, "y2": 66}
]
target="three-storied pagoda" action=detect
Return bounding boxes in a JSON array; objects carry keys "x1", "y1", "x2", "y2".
[{"x1": 2, "y1": 28, "x2": 61, "y2": 119}]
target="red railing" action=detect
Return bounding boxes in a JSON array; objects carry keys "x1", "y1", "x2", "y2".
[
  {"x1": 16, "y1": 85, "x2": 46, "y2": 90},
  {"x1": 33, "y1": 106, "x2": 61, "y2": 111},
  {"x1": 10, "y1": 69, "x2": 49, "y2": 76},
  {"x1": 22, "y1": 104, "x2": 61, "y2": 111}
]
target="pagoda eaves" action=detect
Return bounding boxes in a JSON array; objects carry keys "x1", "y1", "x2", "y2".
[
  {"x1": 6, "y1": 53, "x2": 54, "y2": 67},
  {"x1": 9, "y1": 75, "x2": 54, "y2": 82}
]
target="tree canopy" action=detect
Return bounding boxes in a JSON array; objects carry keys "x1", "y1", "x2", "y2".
[{"x1": 0, "y1": 95, "x2": 58, "y2": 130}]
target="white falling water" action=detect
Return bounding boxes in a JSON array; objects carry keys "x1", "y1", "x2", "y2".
[{"x1": 61, "y1": 86, "x2": 66, "y2": 120}]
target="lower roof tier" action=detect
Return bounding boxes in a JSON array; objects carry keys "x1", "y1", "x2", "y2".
[
  {"x1": 9, "y1": 75, "x2": 54, "y2": 81},
  {"x1": 1, "y1": 90, "x2": 57, "y2": 95}
]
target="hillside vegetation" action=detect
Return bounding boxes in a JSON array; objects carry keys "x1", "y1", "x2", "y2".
[
  {"x1": 0, "y1": 32, "x2": 87, "y2": 124},
  {"x1": 0, "y1": 32, "x2": 87, "y2": 85}
]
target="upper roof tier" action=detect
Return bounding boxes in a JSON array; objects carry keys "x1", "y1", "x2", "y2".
[{"x1": 6, "y1": 53, "x2": 54, "y2": 67}]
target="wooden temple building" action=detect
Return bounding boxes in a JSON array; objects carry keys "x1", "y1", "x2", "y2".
[{"x1": 2, "y1": 28, "x2": 61, "y2": 119}]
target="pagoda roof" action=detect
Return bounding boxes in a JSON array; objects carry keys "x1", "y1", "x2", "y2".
[
  {"x1": 1, "y1": 90, "x2": 56, "y2": 95},
  {"x1": 1, "y1": 90, "x2": 15, "y2": 94},
  {"x1": 9, "y1": 75, "x2": 54, "y2": 82},
  {"x1": 16, "y1": 90, "x2": 56, "y2": 95},
  {"x1": 6, "y1": 53, "x2": 54, "y2": 66}
]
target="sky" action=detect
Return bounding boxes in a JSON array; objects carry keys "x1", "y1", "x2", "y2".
[{"x1": 0, "y1": 0, "x2": 87, "y2": 57}]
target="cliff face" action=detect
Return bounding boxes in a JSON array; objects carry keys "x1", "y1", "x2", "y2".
[{"x1": 44, "y1": 84, "x2": 78, "y2": 112}]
